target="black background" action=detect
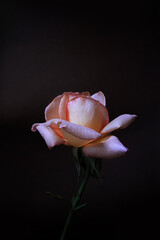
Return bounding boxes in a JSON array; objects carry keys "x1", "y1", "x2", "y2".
[{"x1": 1, "y1": 1, "x2": 159, "y2": 239}]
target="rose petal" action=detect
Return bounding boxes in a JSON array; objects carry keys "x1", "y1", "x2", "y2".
[
  {"x1": 58, "y1": 94, "x2": 69, "y2": 120},
  {"x1": 33, "y1": 119, "x2": 101, "y2": 147},
  {"x1": 58, "y1": 128, "x2": 93, "y2": 147},
  {"x1": 67, "y1": 97, "x2": 109, "y2": 133},
  {"x1": 91, "y1": 91, "x2": 106, "y2": 106},
  {"x1": 45, "y1": 95, "x2": 62, "y2": 121},
  {"x1": 68, "y1": 91, "x2": 90, "y2": 100},
  {"x1": 83, "y1": 135, "x2": 128, "y2": 159},
  {"x1": 35, "y1": 125, "x2": 64, "y2": 149},
  {"x1": 44, "y1": 92, "x2": 91, "y2": 121},
  {"x1": 51, "y1": 119, "x2": 101, "y2": 139},
  {"x1": 101, "y1": 114, "x2": 137, "y2": 135}
]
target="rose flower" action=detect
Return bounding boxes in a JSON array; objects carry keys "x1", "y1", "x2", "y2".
[{"x1": 32, "y1": 91, "x2": 136, "y2": 159}]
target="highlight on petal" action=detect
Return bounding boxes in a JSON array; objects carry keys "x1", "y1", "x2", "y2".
[
  {"x1": 44, "y1": 92, "x2": 91, "y2": 121},
  {"x1": 45, "y1": 94, "x2": 62, "y2": 121},
  {"x1": 58, "y1": 94, "x2": 69, "y2": 120},
  {"x1": 36, "y1": 119, "x2": 101, "y2": 147},
  {"x1": 83, "y1": 135, "x2": 128, "y2": 159},
  {"x1": 67, "y1": 97, "x2": 109, "y2": 133},
  {"x1": 101, "y1": 114, "x2": 137, "y2": 135},
  {"x1": 33, "y1": 124, "x2": 64, "y2": 149},
  {"x1": 59, "y1": 128, "x2": 93, "y2": 147},
  {"x1": 51, "y1": 119, "x2": 101, "y2": 139},
  {"x1": 91, "y1": 91, "x2": 106, "y2": 106}
]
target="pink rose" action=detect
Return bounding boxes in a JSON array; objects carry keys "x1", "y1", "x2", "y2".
[{"x1": 32, "y1": 91, "x2": 136, "y2": 159}]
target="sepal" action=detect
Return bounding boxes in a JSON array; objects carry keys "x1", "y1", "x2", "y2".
[
  {"x1": 72, "y1": 147, "x2": 102, "y2": 183},
  {"x1": 86, "y1": 158, "x2": 102, "y2": 183}
]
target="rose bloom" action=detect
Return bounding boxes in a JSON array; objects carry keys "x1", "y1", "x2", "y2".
[{"x1": 32, "y1": 91, "x2": 136, "y2": 159}]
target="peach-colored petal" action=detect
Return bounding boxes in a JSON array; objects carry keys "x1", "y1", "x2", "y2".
[
  {"x1": 59, "y1": 128, "x2": 92, "y2": 147},
  {"x1": 91, "y1": 91, "x2": 106, "y2": 106},
  {"x1": 68, "y1": 91, "x2": 90, "y2": 100},
  {"x1": 67, "y1": 97, "x2": 109, "y2": 133},
  {"x1": 81, "y1": 91, "x2": 90, "y2": 96},
  {"x1": 33, "y1": 119, "x2": 101, "y2": 147},
  {"x1": 44, "y1": 92, "x2": 91, "y2": 121},
  {"x1": 68, "y1": 92, "x2": 80, "y2": 100},
  {"x1": 45, "y1": 95, "x2": 62, "y2": 121},
  {"x1": 34, "y1": 125, "x2": 64, "y2": 149},
  {"x1": 83, "y1": 135, "x2": 128, "y2": 159},
  {"x1": 101, "y1": 114, "x2": 137, "y2": 135},
  {"x1": 32, "y1": 121, "x2": 64, "y2": 139},
  {"x1": 58, "y1": 94, "x2": 69, "y2": 120},
  {"x1": 51, "y1": 119, "x2": 101, "y2": 140}
]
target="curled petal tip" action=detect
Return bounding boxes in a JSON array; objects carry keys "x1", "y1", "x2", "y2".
[
  {"x1": 83, "y1": 135, "x2": 129, "y2": 159},
  {"x1": 31, "y1": 124, "x2": 38, "y2": 132},
  {"x1": 34, "y1": 125, "x2": 64, "y2": 149},
  {"x1": 115, "y1": 143, "x2": 128, "y2": 155},
  {"x1": 124, "y1": 147, "x2": 128, "y2": 153},
  {"x1": 91, "y1": 91, "x2": 106, "y2": 106},
  {"x1": 101, "y1": 113, "x2": 137, "y2": 135},
  {"x1": 132, "y1": 114, "x2": 137, "y2": 118},
  {"x1": 126, "y1": 147, "x2": 129, "y2": 152}
]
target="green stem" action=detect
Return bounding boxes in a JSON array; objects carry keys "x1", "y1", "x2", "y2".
[{"x1": 60, "y1": 165, "x2": 90, "y2": 240}]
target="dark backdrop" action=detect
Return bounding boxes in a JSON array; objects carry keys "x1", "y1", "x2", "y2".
[{"x1": 1, "y1": 1, "x2": 159, "y2": 239}]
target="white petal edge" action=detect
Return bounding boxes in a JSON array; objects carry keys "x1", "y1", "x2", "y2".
[
  {"x1": 83, "y1": 135, "x2": 128, "y2": 159},
  {"x1": 101, "y1": 114, "x2": 137, "y2": 135},
  {"x1": 35, "y1": 125, "x2": 64, "y2": 149},
  {"x1": 91, "y1": 91, "x2": 106, "y2": 106}
]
